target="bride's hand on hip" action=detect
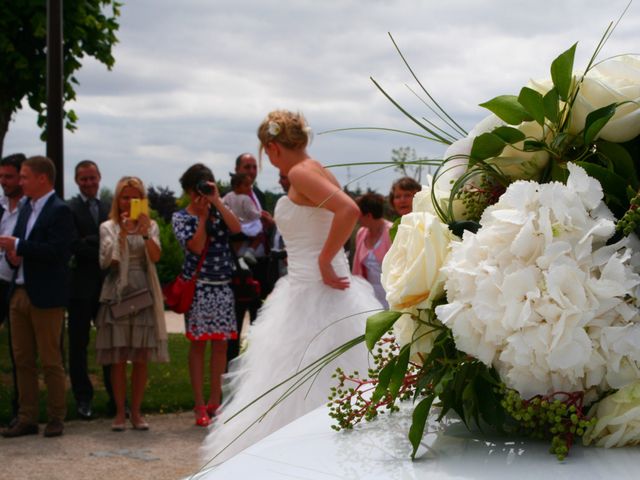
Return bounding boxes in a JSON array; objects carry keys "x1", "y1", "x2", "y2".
[{"x1": 319, "y1": 259, "x2": 350, "y2": 290}]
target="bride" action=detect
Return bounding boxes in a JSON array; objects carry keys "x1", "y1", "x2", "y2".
[{"x1": 200, "y1": 110, "x2": 382, "y2": 465}]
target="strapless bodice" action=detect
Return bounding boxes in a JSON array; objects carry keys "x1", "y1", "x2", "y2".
[{"x1": 274, "y1": 196, "x2": 350, "y2": 282}]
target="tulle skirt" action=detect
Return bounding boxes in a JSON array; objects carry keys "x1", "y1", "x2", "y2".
[{"x1": 200, "y1": 274, "x2": 382, "y2": 465}]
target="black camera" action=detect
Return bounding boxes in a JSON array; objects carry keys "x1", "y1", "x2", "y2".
[{"x1": 196, "y1": 179, "x2": 214, "y2": 195}]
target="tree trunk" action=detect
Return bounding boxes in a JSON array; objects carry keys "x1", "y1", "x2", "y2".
[{"x1": 0, "y1": 103, "x2": 9, "y2": 159}]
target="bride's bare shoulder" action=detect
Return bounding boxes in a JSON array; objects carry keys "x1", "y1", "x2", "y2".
[{"x1": 290, "y1": 159, "x2": 338, "y2": 185}]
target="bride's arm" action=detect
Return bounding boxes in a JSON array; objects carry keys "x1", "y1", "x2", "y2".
[{"x1": 289, "y1": 164, "x2": 360, "y2": 290}]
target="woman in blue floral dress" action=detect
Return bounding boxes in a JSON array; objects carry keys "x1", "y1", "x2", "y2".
[{"x1": 172, "y1": 163, "x2": 241, "y2": 426}]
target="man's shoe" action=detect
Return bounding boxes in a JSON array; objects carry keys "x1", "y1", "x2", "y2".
[
  {"x1": 43, "y1": 419, "x2": 64, "y2": 438},
  {"x1": 2, "y1": 421, "x2": 38, "y2": 438},
  {"x1": 77, "y1": 401, "x2": 93, "y2": 420}
]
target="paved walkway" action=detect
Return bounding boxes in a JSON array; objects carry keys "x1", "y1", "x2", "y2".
[
  {"x1": 1, "y1": 311, "x2": 247, "y2": 480},
  {"x1": 2, "y1": 412, "x2": 210, "y2": 480}
]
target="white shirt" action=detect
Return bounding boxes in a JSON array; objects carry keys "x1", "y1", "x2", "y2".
[
  {"x1": 15, "y1": 190, "x2": 56, "y2": 285},
  {"x1": 0, "y1": 195, "x2": 26, "y2": 282}
]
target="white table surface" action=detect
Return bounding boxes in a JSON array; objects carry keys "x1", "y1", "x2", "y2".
[{"x1": 190, "y1": 402, "x2": 640, "y2": 480}]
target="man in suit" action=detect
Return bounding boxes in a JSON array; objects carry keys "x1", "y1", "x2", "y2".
[
  {"x1": 228, "y1": 153, "x2": 275, "y2": 362},
  {"x1": 0, "y1": 153, "x2": 27, "y2": 427},
  {"x1": 0, "y1": 156, "x2": 74, "y2": 438},
  {"x1": 67, "y1": 160, "x2": 113, "y2": 419}
]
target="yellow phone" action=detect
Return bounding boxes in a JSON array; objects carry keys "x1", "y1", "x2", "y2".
[{"x1": 130, "y1": 198, "x2": 149, "y2": 220}]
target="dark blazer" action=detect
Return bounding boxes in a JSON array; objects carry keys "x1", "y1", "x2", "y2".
[
  {"x1": 67, "y1": 195, "x2": 110, "y2": 299},
  {"x1": 252, "y1": 186, "x2": 266, "y2": 211},
  {"x1": 13, "y1": 193, "x2": 75, "y2": 309}
]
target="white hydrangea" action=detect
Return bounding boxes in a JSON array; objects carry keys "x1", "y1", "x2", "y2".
[{"x1": 435, "y1": 163, "x2": 640, "y2": 399}]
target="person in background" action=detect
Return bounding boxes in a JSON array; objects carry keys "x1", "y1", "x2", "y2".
[
  {"x1": 222, "y1": 172, "x2": 262, "y2": 264},
  {"x1": 95, "y1": 176, "x2": 168, "y2": 431},
  {"x1": 227, "y1": 153, "x2": 275, "y2": 363},
  {"x1": 0, "y1": 156, "x2": 74, "y2": 438},
  {"x1": 0, "y1": 153, "x2": 27, "y2": 428},
  {"x1": 172, "y1": 164, "x2": 241, "y2": 427},
  {"x1": 267, "y1": 173, "x2": 290, "y2": 283},
  {"x1": 352, "y1": 193, "x2": 392, "y2": 308},
  {"x1": 389, "y1": 176, "x2": 421, "y2": 217},
  {"x1": 67, "y1": 160, "x2": 114, "y2": 419}
]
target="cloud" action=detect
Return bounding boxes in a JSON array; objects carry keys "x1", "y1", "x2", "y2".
[{"x1": 4, "y1": 0, "x2": 638, "y2": 198}]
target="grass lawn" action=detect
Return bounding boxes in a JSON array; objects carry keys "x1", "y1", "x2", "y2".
[{"x1": 0, "y1": 324, "x2": 199, "y2": 425}]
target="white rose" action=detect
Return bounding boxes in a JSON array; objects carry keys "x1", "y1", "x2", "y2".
[
  {"x1": 431, "y1": 115, "x2": 549, "y2": 220},
  {"x1": 381, "y1": 212, "x2": 454, "y2": 310},
  {"x1": 412, "y1": 175, "x2": 468, "y2": 220},
  {"x1": 583, "y1": 381, "x2": 640, "y2": 448},
  {"x1": 570, "y1": 55, "x2": 640, "y2": 142}
]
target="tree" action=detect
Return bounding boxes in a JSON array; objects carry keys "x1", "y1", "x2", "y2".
[
  {"x1": 147, "y1": 184, "x2": 178, "y2": 223},
  {"x1": 0, "y1": 1, "x2": 121, "y2": 156},
  {"x1": 391, "y1": 146, "x2": 428, "y2": 181}
]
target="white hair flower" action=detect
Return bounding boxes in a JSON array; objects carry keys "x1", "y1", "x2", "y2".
[
  {"x1": 267, "y1": 121, "x2": 281, "y2": 137},
  {"x1": 303, "y1": 125, "x2": 313, "y2": 145}
]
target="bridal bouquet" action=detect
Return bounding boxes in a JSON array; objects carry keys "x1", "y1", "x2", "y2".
[{"x1": 328, "y1": 30, "x2": 640, "y2": 459}]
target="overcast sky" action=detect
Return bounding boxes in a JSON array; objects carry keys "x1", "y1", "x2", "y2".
[{"x1": 4, "y1": 0, "x2": 639, "y2": 198}]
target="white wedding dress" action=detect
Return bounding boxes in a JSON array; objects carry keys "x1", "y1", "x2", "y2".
[{"x1": 201, "y1": 196, "x2": 382, "y2": 465}]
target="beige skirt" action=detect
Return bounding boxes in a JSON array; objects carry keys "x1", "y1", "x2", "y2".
[{"x1": 95, "y1": 265, "x2": 168, "y2": 365}]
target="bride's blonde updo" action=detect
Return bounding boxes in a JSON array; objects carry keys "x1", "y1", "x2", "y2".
[{"x1": 257, "y1": 110, "x2": 311, "y2": 151}]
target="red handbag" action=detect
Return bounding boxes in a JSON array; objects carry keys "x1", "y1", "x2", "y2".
[{"x1": 163, "y1": 237, "x2": 210, "y2": 314}]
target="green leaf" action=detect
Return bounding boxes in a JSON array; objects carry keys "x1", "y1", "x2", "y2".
[
  {"x1": 479, "y1": 95, "x2": 533, "y2": 125},
  {"x1": 388, "y1": 345, "x2": 410, "y2": 398},
  {"x1": 491, "y1": 126, "x2": 526, "y2": 144},
  {"x1": 550, "y1": 43, "x2": 577, "y2": 101},
  {"x1": 523, "y1": 140, "x2": 546, "y2": 152},
  {"x1": 517, "y1": 87, "x2": 545, "y2": 125},
  {"x1": 365, "y1": 311, "x2": 402, "y2": 351},
  {"x1": 462, "y1": 381, "x2": 478, "y2": 427},
  {"x1": 370, "y1": 357, "x2": 395, "y2": 405},
  {"x1": 543, "y1": 88, "x2": 560, "y2": 124},
  {"x1": 583, "y1": 103, "x2": 617, "y2": 145},
  {"x1": 470, "y1": 132, "x2": 506, "y2": 161},
  {"x1": 550, "y1": 161, "x2": 569, "y2": 183},
  {"x1": 448, "y1": 220, "x2": 481, "y2": 237},
  {"x1": 408, "y1": 395, "x2": 434, "y2": 459},
  {"x1": 475, "y1": 375, "x2": 505, "y2": 429},
  {"x1": 596, "y1": 140, "x2": 638, "y2": 190},
  {"x1": 389, "y1": 217, "x2": 401, "y2": 242}
]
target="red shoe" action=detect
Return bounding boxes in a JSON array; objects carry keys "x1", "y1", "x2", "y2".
[
  {"x1": 206, "y1": 403, "x2": 220, "y2": 418},
  {"x1": 194, "y1": 406, "x2": 210, "y2": 427}
]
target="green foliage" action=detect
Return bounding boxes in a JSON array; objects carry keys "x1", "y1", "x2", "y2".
[
  {"x1": 500, "y1": 388, "x2": 596, "y2": 461},
  {"x1": 518, "y1": 87, "x2": 545, "y2": 126},
  {"x1": 550, "y1": 43, "x2": 577, "y2": 101},
  {"x1": 148, "y1": 185, "x2": 179, "y2": 223},
  {"x1": 364, "y1": 310, "x2": 402, "y2": 350},
  {"x1": 0, "y1": 1, "x2": 121, "y2": 150},
  {"x1": 153, "y1": 213, "x2": 184, "y2": 286},
  {"x1": 478, "y1": 95, "x2": 533, "y2": 125}
]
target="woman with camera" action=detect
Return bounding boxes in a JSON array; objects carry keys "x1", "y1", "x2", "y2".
[
  {"x1": 95, "y1": 176, "x2": 168, "y2": 431},
  {"x1": 172, "y1": 164, "x2": 241, "y2": 426}
]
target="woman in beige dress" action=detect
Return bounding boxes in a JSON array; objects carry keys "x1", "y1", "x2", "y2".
[{"x1": 95, "y1": 176, "x2": 168, "y2": 431}]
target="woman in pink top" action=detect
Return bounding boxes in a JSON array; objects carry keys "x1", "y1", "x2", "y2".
[{"x1": 352, "y1": 193, "x2": 392, "y2": 308}]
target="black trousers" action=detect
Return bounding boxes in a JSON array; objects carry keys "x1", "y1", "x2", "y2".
[
  {"x1": 227, "y1": 257, "x2": 271, "y2": 363},
  {"x1": 0, "y1": 279, "x2": 18, "y2": 418},
  {"x1": 67, "y1": 297, "x2": 113, "y2": 406}
]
